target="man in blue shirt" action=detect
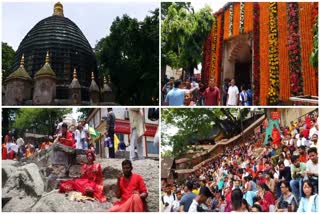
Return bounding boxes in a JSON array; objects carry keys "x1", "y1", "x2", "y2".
[{"x1": 165, "y1": 80, "x2": 198, "y2": 106}]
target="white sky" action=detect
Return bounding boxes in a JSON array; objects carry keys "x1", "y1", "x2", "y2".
[{"x1": 2, "y1": 0, "x2": 159, "y2": 51}]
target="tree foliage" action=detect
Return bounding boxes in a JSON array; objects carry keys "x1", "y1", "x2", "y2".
[
  {"x1": 2, "y1": 42, "x2": 15, "y2": 78},
  {"x1": 12, "y1": 108, "x2": 72, "y2": 136},
  {"x1": 95, "y1": 9, "x2": 159, "y2": 105},
  {"x1": 77, "y1": 108, "x2": 92, "y2": 120},
  {"x1": 161, "y1": 3, "x2": 213, "y2": 76},
  {"x1": 161, "y1": 108, "x2": 253, "y2": 158}
]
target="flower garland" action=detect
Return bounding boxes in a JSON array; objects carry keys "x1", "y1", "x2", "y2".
[
  {"x1": 299, "y1": 2, "x2": 317, "y2": 96},
  {"x1": 259, "y1": 3, "x2": 270, "y2": 105},
  {"x1": 240, "y1": 2, "x2": 245, "y2": 34},
  {"x1": 267, "y1": 2, "x2": 279, "y2": 105},
  {"x1": 223, "y1": 8, "x2": 230, "y2": 40},
  {"x1": 278, "y1": 2, "x2": 290, "y2": 101},
  {"x1": 210, "y1": 17, "x2": 218, "y2": 80},
  {"x1": 310, "y1": 2, "x2": 318, "y2": 68},
  {"x1": 253, "y1": 3, "x2": 260, "y2": 105},
  {"x1": 203, "y1": 34, "x2": 212, "y2": 84},
  {"x1": 232, "y1": 3, "x2": 240, "y2": 37},
  {"x1": 229, "y1": 4, "x2": 233, "y2": 37},
  {"x1": 244, "y1": 2, "x2": 253, "y2": 33},
  {"x1": 214, "y1": 13, "x2": 224, "y2": 86},
  {"x1": 287, "y1": 2, "x2": 303, "y2": 96}
]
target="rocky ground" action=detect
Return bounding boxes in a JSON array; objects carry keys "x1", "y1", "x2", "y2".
[{"x1": 2, "y1": 158, "x2": 159, "y2": 212}]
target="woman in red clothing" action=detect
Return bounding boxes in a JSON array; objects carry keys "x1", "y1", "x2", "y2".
[
  {"x1": 2, "y1": 144, "x2": 8, "y2": 160},
  {"x1": 257, "y1": 183, "x2": 275, "y2": 211},
  {"x1": 271, "y1": 124, "x2": 281, "y2": 147},
  {"x1": 59, "y1": 150, "x2": 106, "y2": 202}
]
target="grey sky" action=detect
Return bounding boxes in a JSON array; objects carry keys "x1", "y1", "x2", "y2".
[{"x1": 2, "y1": 1, "x2": 159, "y2": 51}]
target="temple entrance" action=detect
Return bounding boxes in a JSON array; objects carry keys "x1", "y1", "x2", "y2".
[
  {"x1": 222, "y1": 34, "x2": 252, "y2": 91},
  {"x1": 235, "y1": 62, "x2": 252, "y2": 90}
]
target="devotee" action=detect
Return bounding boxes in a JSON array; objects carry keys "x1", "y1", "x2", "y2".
[
  {"x1": 305, "y1": 147, "x2": 318, "y2": 193},
  {"x1": 202, "y1": 79, "x2": 220, "y2": 106},
  {"x1": 297, "y1": 180, "x2": 318, "y2": 212},
  {"x1": 54, "y1": 123, "x2": 75, "y2": 148},
  {"x1": 290, "y1": 155, "x2": 306, "y2": 202},
  {"x1": 108, "y1": 160, "x2": 148, "y2": 212},
  {"x1": 59, "y1": 150, "x2": 106, "y2": 202},
  {"x1": 226, "y1": 79, "x2": 239, "y2": 106},
  {"x1": 184, "y1": 92, "x2": 196, "y2": 106},
  {"x1": 128, "y1": 108, "x2": 145, "y2": 161},
  {"x1": 275, "y1": 181, "x2": 298, "y2": 212},
  {"x1": 105, "y1": 108, "x2": 116, "y2": 158},
  {"x1": 162, "y1": 184, "x2": 177, "y2": 212},
  {"x1": 188, "y1": 186, "x2": 213, "y2": 212},
  {"x1": 180, "y1": 181, "x2": 197, "y2": 212}
]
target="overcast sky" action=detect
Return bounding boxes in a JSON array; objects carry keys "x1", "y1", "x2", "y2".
[{"x1": 2, "y1": 1, "x2": 159, "y2": 51}]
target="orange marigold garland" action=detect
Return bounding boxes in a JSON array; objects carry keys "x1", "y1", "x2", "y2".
[
  {"x1": 214, "y1": 13, "x2": 224, "y2": 86},
  {"x1": 278, "y1": 2, "x2": 290, "y2": 101},
  {"x1": 233, "y1": 3, "x2": 240, "y2": 37},
  {"x1": 267, "y1": 2, "x2": 280, "y2": 105},
  {"x1": 259, "y1": 3, "x2": 270, "y2": 105}
]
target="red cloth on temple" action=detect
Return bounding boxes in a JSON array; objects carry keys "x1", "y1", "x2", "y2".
[
  {"x1": 271, "y1": 127, "x2": 281, "y2": 146},
  {"x1": 2, "y1": 144, "x2": 7, "y2": 160},
  {"x1": 108, "y1": 194, "x2": 144, "y2": 212},
  {"x1": 60, "y1": 131, "x2": 75, "y2": 148},
  {"x1": 115, "y1": 174, "x2": 147, "y2": 207},
  {"x1": 59, "y1": 163, "x2": 106, "y2": 202}
]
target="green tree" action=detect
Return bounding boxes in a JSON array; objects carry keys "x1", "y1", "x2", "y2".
[
  {"x1": 161, "y1": 108, "x2": 253, "y2": 158},
  {"x1": 161, "y1": 2, "x2": 193, "y2": 20},
  {"x1": 95, "y1": 9, "x2": 159, "y2": 105},
  {"x1": 161, "y1": 3, "x2": 213, "y2": 79},
  {"x1": 2, "y1": 108, "x2": 19, "y2": 141},
  {"x1": 2, "y1": 42, "x2": 15, "y2": 79},
  {"x1": 12, "y1": 108, "x2": 72, "y2": 136},
  {"x1": 77, "y1": 108, "x2": 92, "y2": 120}
]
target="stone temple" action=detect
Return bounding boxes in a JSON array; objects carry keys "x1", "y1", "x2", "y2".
[{"x1": 3, "y1": 2, "x2": 114, "y2": 105}]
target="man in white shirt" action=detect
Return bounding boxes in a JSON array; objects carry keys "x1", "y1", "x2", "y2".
[
  {"x1": 227, "y1": 79, "x2": 239, "y2": 106},
  {"x1": 188, "y1": 186, "x2": 213, "y2": 212},
  {"x1": 309, "y1": 121, "x2": 318, "y2": 139},
  {"x1": 305, "y1": 147, "x2": 318, "y2": 193},
  {"x1": 162, "y1": 184, "x2": 176, "y2": 212}
]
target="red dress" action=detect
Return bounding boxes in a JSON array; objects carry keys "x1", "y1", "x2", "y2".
[
  {"x1": 271, "y1": 127, "x2": 281, "y2": 146},
  {"x1": 2, "y1": 144, "x2": 7, "y2": 160},
  {"x1": 109, "y1": 174, "x2": 147, "y2": 212},
  {"x1": 60, "y1": 131, "x2": 75, "y2": 148},
  {"x1": 59, "y1": 163, "x2": 106, "y2": 202}
]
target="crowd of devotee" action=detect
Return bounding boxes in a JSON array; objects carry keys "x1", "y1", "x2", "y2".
[
  {"x1": 2, "y1": 118, "x2": 95, "y2": 161},
  {"x1": 161, "y1": 112, "x2": 319, "y2": 212},
  {"x1": 2, "y1": 111, "x2": 150, "y2": 211},
  {"x1": 162, "y1": 76, "x2": 252, "y2": 106}
]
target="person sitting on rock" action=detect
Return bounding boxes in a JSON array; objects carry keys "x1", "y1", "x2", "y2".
[
  {"x1": 54, "y1": 123, "x2": 75, "y2": 148},
  {"x1": 108, "y1": 159, "x2": 148, "y2": 212},
  {"x1": 59, "y1": 150, "x2": 106, "y2": 202}
]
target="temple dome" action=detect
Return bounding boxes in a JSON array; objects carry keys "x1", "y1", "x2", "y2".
[{"x1": 10, "y1": 2, "x2": 97, "y2": 100}]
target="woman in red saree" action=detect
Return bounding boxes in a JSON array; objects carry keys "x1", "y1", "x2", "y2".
[
  {"x1": 59, "y1": 150, "x2": 106, "y2": 202},
  {"x1": 271, "y1": 124, "x2": 281, "y2": 147}
]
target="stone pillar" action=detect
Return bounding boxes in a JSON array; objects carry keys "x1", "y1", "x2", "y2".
[
  {"x1": 33, "y1": 51, "x2": 57, "y2": 105},
  {"x1": 4, "y1": 54, "x2": 32, "y2": 105},
  {"x1": 89, "y1": 72, "x2": 100, "y2": 105},
  {"x1": 69, "y1": 68, "x2": 81, "y2": 105}
]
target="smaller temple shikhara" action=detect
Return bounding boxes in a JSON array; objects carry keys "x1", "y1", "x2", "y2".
[{"x1": 202, "y1": 2, "x2": 318, "y2": 105}]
